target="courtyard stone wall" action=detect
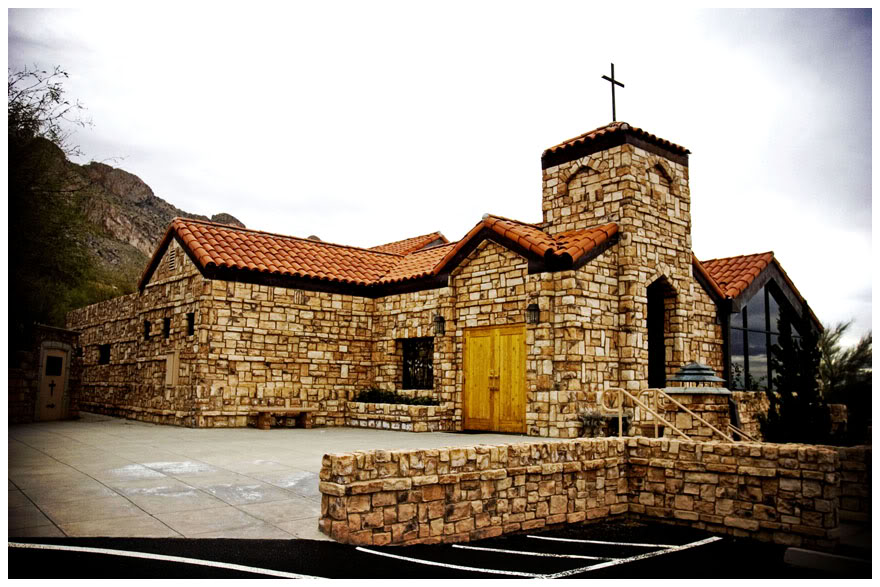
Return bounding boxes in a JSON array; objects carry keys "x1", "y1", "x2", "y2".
[{"x1": 319, "y1": 437, "x2": 845, "y2": 550}]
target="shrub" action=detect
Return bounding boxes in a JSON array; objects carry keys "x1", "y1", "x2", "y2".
[{"x1": 351, "y1": 387, "x2": 439, "y2": 406}]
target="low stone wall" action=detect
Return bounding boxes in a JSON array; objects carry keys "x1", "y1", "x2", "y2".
[
  {"x1": 345, "y1": 402, "x2": 452, "y2": 432},
  {"x1": 837, "y1": 446, "x2": 871, "y2": 522},
  {"x1": 319, "y1": 437, "x2": 844, "y2": 549},
  {"x1": 625, "y1": 439, "x2": 838, "y2": 550},
  {"x1": 319, "y1": 440, "x2": 628, "y2": 545}
]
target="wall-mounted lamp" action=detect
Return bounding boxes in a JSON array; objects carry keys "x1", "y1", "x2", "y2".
[
  {"x1": 433, "y1": 314, "x2": 446, "y2": 335},
  {"x1": 526, "y1": 303, "x2": 540, "y2": 325}
]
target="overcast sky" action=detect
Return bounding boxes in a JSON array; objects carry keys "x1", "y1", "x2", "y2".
[{"x1": 7, "y1": 6, "x2": 872, "y2": 347}]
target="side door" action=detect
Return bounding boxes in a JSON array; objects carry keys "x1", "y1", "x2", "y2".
[{"x1": 38, "y1": 349, "x2": 67, "y2": 421}]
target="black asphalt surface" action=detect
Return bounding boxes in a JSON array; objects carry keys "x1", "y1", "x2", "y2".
[{"x1": 9, "y1": 520, "x2": 870, "y2": 579}]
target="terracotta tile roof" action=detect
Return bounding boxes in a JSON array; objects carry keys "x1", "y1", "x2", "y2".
[
  {"x1": 378, "y1": 242, "x2": 457, "y2": 284},
  {"x1": 434, "y1": 214, "x2": 618, "y2": 273},
  {"x1": 142, "y1": 215, "x2": 622, "y2": 291},
  {"x1": 553, "y1": 225, "x2": 620, "y2": 263},
  {"x1": 144, "y1": 218, "x2": 402, "y2": 288},
  {"x1": 700, "y1": 251, "x2": 821, "y2": 330},
  {"x1": 700, "y1": 252, "x2": 775, "y2": 299},
  {"x1": 370, "y1": 232, "x2": 448, "y2": 255},
  {"x1": 542, "y1": 121, "x2": 690, "y2": 160}
]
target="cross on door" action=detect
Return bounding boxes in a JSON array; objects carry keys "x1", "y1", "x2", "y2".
[{"x1": 48, "y1": 381, "x2": 56, "y2": 396}]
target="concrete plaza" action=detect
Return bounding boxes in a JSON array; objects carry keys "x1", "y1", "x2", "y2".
[{"x1": 8, "y1": 413, "x2": 534, "y2": 540}]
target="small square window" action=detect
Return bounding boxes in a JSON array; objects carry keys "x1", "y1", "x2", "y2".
[
  {"x1": 402, "y1": 337, "x2": 434, "y2": 390},
  {"x1": 163, "y1": 317, "x2": 171, "y2": 339},
  {"x1": 45, "y1": 355, "x2": 63, "y2": 376},
  {"x1": 98, "y1": 344, "x2": 111, "y2": 365}
]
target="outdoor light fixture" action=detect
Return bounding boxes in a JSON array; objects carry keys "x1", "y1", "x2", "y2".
[
  {"x1": 433, "y1": 314, "x2": 446, "y2": 335},
  {"x1": 526, "y1": 303, "x2": 540, "y2": 324}
]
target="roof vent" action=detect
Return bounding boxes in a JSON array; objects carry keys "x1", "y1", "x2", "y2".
[{"x1": 307, "y1": 235, "x2": 322, "y2": 241}]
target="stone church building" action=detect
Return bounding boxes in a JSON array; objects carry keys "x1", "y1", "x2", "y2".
[{"x1": 66, "y1": 122, "x2": 819, "y2": 437}]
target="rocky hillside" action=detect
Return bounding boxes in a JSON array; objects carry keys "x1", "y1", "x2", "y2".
[{"x1": 62, "y1": 148, "x2": 244, "y2": 294}]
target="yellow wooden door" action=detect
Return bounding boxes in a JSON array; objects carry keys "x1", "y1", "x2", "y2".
[{"x1": 464, "y1": 324, "x2": 526, "y2": 433}]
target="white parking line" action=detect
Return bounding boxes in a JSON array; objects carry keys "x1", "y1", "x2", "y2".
[
  {"x1": 542, "y1": 536, "x2": 723, "y2": 578},
  {"x1": 527, "y1": 534, "x2": 678, "y2": 548},
  {"x1": 355, "y1": 546, "x2": 543, "y2": 578},
  {"x1": 9, "y1": 542, "x2": 322, "y2": 580},
  {"x1": 453, "y1": 543, "x2": 616, "y2": 561}
]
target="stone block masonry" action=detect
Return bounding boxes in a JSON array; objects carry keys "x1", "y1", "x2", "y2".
[
  {"x1": 837, "y1": 445, "x2": 871, "y2": 522},
  {"x1": 319, "y1": 437, "x2": 848, "y2": 550}
]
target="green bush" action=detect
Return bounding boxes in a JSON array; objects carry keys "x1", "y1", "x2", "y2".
[{"x1": 351, "y1": 387, "x2": 439, "y2": 406}]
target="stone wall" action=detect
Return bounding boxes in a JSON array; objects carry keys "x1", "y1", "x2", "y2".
[
  {"x1": 68, "y1": 239, "x2": 377, "y2": 428},
  {"x1": 837, "y1": 445, "x2": 871, "y2": 522},
  {"x1": 319, "y1": 437, "x2": 844, "y2": 550},
  {"x1": 731, "y1": 391, "x2": 770, "y2": 440},
  {"x1": 67, "y1": 239, "x2": 206, "y2": 426},
  {"x1": 541, "y1": 143, "x2": 723, "y2": 394},
  {"x1": 319, "y1": 439, "x2": 627, "y2": 545},
  {"x1": 659, "y1": 391, "x2": 731, "y2": 442},
  {"x1": 345, "y1": 401, "x2": 452, "y2": 432},
  {"x1": 625, "y1": 439, "x2": 839, "y2": 550}
]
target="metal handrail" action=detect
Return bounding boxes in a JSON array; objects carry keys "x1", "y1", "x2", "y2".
[
  {"x1": 727, "y1": 422, "x2": 757, "y2": 442},
  {"x1": 650, "y1": 388, "x2": 735, "y2": 443},
  {"x1": 599, "y1": 387, "x2": 692, "y2": 441},
  {"x1": 599, "y1": 387, "x2": 738, "y2": 443}
]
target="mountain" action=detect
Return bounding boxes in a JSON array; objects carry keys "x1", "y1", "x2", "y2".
[{"x1": 61, "y1": 145, "x2": 244, "y2": 295}]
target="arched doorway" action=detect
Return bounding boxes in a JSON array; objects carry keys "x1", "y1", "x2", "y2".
[{"x1": 647, "y1": 279, "x2": 675, "y2": 388}]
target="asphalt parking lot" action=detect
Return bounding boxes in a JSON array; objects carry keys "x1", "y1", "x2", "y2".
[{"x1": 9, "y1": 520, "x2": 870, "y2": 579}]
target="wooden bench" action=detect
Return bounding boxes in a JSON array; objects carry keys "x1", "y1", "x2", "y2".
[{"x1": 250, "y1": 407, "x2": 318, "y2": 430}]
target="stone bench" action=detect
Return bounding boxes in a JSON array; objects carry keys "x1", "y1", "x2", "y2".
[{"x1": 250, "y1": 407, "x2": 317, "y2": 430}]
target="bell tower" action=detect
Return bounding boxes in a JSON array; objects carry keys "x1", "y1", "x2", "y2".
[{"x1": 540, "y1": 122, "x2": 694, "y2": 389}]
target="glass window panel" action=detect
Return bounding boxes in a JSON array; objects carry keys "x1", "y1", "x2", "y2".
[
  {"x1": 745, "y1": 286, "x2": 766, "y2": 330},
  {"x1": 402, "y1": 338, "x2": 434, "y2": 390},
  {"x1": 730, "y1": 311, "x2": 744, "y2": 329},
  {"x1": 730, "y1": 328, "x2": 745, "y2": 390},
  {"x1": 768, "y1": 290, "x2": 780, "y2": 333},
  {"x1": 748, "y1": 331, "x2": 769, "y2": 391},
  {"x1": 45, "y1": 355, "x2": 63, "y2": 376},
  {"x1": 769, "y1": 334, "x2": 778, "y2": 391}
]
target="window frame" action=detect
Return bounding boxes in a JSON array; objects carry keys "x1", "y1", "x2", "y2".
[
  {"x1": 729, "y1": 282, "x2": 801, "y2": 391},
  {"x1": 401, "y1": 337, "x2": 434, "y2": 390}
]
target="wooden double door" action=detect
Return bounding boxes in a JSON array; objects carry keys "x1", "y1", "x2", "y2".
[{"x1": 463, "y1": 324, "x2": 526, "y2": 433}]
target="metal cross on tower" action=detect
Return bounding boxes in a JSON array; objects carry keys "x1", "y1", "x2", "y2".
[{"x1": 601, "y1": 63, "x2": 625, "y2": 122}]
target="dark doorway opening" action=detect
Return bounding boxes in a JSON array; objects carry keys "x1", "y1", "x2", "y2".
[{"x1": 647, "y1": 279, "x2": 674, "y2": 388}]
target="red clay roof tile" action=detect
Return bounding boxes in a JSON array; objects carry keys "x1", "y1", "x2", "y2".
[
  {"x1": 700, "y1": 252, "x2": 775, "y2": 299},
  {"x1": 542, "y1": 121, "x2": 690, "y2": 159},
  {"x1": 433, "y1": 214, "x2": 618, "y2": 274},
  {"x1": 370, "y1": 232, "x2": 448, "y2": 255}
]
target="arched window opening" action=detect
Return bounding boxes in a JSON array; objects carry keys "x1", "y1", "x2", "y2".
[{"x1": 647, "y1": 278, "x2": 676, "y2": 388}]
